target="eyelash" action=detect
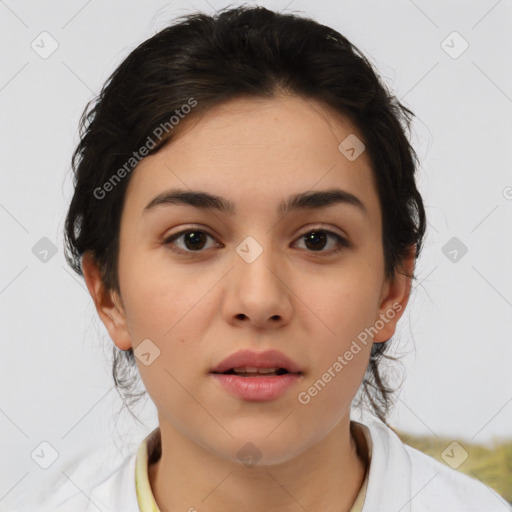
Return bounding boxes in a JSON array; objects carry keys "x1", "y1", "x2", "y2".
[{"x1": 162, "y1": 226, "x2": 350, "y2": 256}]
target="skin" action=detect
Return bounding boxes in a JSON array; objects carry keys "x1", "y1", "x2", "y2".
[{"x1": 82, "y1": 95, "x2": 414, "y2": 511}]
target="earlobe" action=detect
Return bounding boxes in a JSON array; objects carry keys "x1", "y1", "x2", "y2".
[
  {"x1": 81, "y1": 251, "x2": 132, "y2": 351},
  {"x1": 373, "y1": 247, "x2": 416, "y2": 343}
]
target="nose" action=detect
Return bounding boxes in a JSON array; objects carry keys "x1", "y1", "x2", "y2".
[{"x1": 224, "y1": 236, "x2": 293, "y2": 329}]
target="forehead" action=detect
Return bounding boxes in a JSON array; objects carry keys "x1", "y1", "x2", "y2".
[
  {"x1": 162, "y1": 95, "x2": 368, "y2": 163},
  {"x1": 122, "y1": 95, "x2": 379, "y2": 222}
]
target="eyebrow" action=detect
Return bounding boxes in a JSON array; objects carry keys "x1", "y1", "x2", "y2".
[{"x1": 143, "y1": 187, "x2": 368, "y2": 217}]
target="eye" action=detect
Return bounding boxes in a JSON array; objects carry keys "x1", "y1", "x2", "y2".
[
  {"x1": 163, "y1": 229, "x2": 220, "y2": 254},
  {"x1": 293, "y1": 227, "x2": 349, "y2": 254}
]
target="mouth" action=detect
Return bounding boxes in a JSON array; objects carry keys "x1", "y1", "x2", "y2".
[
  {"x1": 209, "y1": 349, "x2": 304, "y2": 401},
  {"x1": 210, "y1": 348, "x2": 304, "y2": 375},
  {"x1": 212, "y1": 367, "x2": 300, "y2": 377}
]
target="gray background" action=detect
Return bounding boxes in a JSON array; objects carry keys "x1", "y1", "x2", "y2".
[{"x1": 1, "y1": 0, "x2": 511, "y2": 509}]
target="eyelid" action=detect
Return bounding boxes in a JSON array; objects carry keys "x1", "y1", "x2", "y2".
[{"x1": 296, "y1": 224, "x2": 348, "y2": 241}]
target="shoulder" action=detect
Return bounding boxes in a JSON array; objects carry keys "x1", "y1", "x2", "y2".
[{"x1": 357, "y1": 419, "x2": 511, "y2": 512}]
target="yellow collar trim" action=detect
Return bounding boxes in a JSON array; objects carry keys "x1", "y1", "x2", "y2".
[{"x1": 135, "y1": 429, "x2": 161, "y2": 512}]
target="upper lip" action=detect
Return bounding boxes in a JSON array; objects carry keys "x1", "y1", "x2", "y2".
[{"x1": 210, "y1": 349, "x2": 303, "y2": 374}]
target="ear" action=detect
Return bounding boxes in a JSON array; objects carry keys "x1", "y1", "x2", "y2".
[
  {"x1": 373, "y1": 245, "x2": 416, "y2": 343},
  {"x1": 81, "y1": 251, "x2": 132, "y2": 351}
]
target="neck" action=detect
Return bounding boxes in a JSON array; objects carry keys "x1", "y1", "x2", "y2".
[{"x1": 148, "y1": 415, "x2": 368, "y2": 512}]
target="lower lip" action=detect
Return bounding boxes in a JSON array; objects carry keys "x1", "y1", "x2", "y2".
[{"x1": 210, "y1": 373, "x2": 302, "y2": 401}]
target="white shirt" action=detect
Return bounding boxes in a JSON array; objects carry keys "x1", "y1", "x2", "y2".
[{"x1": 35, "y1": 419, "x2": 511, "y2": 512}]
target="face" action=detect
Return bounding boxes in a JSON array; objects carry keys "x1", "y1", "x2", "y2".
[{"x1": 84, "y1": 95, "x2": 412, "y2": 465}]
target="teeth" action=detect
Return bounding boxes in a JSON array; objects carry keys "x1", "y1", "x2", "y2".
[{"x1": 232, "y1": 366, "x2": 280, "y2": 374}]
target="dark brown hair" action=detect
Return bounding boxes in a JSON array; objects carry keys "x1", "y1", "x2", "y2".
[{"x1": 64, "y1": 4, "x2": 426, "y2": 424}]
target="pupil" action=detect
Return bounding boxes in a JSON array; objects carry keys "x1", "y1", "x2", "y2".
[{"x1": 304, "y1": 231, "x2": 326, "y2": 251}]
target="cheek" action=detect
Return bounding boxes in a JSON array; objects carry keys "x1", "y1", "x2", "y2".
[
  {"x1": 120, "y1": 248, "x2": 205, "y2": 338},
  {"x1": 296, "y1": 266, "x2": 381, "y2": 394},
  {"x1": 304, "y1": 265, "x2": 383, "y2": 342},
  {"x1": 117, "y1": 254, "x2": 211, "y2": 391}
]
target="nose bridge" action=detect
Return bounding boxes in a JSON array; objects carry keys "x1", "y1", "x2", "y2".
[
  {"x1": 228, "y1": 230, "x2": 290, "y2": 320},
  {"x1": 234, "y1": 232, "x2": 280, "y2": 288}
]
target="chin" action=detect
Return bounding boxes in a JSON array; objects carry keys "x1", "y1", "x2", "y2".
[{"x1": 209, "y1": 430, "x2": 311, "y2": 468}]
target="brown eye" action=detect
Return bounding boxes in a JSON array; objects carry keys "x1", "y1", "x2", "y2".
[
  {"x1": 294, "y1": 229, "x2": 349, "y2": 254},
  {"x1": 164, "y1": 229, "x2": 219, "y2": 253}
]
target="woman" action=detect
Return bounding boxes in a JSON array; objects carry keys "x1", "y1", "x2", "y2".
[{"x1": 52, "y1": 5, "x2": 510, "y2": 511}]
